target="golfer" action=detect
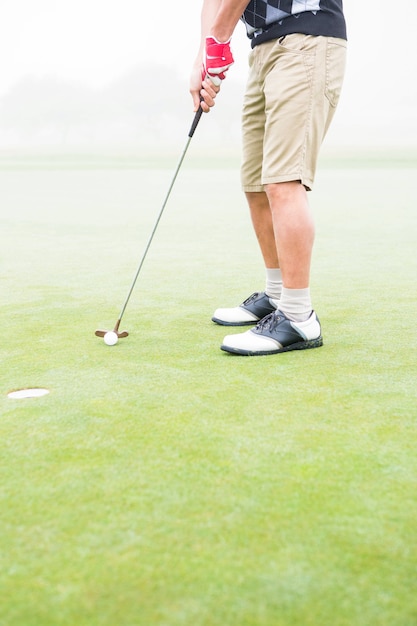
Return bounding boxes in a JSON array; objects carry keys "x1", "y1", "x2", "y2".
[{"x1": 190, "y1": 0, "x2": 347, "y2": 356}]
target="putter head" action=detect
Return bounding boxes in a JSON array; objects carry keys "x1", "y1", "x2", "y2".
[{"x1": 95, "y1": 329, "x2": 129, "y2": 338}]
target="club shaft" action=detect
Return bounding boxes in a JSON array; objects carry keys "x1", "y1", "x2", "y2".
[{"x1": 117, "y1": 109, "x2": 202, "y2": 323}]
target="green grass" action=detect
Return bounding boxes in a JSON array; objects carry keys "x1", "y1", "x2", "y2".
[{"x1": 1, "y1": 151, "x2": 416, "y2": 626}]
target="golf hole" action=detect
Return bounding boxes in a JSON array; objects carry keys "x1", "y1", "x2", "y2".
[{"x1": 7, "y1": 388, "x2": 50, "y2": 399}]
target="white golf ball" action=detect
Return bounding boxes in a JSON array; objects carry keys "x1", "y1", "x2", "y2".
[{"x1": 104, "y1": 331, "x2": 118, "y2": 346}]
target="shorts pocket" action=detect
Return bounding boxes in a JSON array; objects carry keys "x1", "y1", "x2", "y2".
[
  {"x1": 278, "y1": 33, "x2": 310, "y2": 53},
  {"x1": 325, "y1": 39, "x2": 347, "y2": 107}
]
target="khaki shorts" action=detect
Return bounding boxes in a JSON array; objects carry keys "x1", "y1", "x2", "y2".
[{"x1": 241, "y1": 34, "x2": 347, "y2": 192}]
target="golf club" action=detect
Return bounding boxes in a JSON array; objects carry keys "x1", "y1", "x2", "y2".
[{"x1": 95, "y1": 105, "x2": 204, "y2": 340}]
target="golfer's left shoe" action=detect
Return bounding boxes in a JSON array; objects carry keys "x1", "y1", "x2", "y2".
[{"x1": 221, "y1": 310, "x2": 323, "y2": 356}]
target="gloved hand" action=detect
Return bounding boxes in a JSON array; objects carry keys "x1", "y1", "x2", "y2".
[{"x1": 204, "y1": 36, "x2": 234, "y2": 86}]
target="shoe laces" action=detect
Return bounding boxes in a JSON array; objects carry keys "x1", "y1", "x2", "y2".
[
  {"x1": 243, "y1": 292, "x2": 260, "y2": 305},
  {"x1": 255, "y1": 312, "x2": 281, "y2": 332}
]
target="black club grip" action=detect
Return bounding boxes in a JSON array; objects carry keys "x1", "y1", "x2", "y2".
[{"x1": 188, "y1": 106, "x2": 204, "y2": 138}]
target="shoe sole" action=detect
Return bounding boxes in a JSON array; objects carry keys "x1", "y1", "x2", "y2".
[
  {"x1": 212, "y1": 316, "x2": 258, "y2": 327},
  {"x1": 220, "y1": 336, "x2": 323, "y2": 356}
]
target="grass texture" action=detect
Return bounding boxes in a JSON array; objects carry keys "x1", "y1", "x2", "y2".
[{"x1": 1, "y1": 151, "x2": 416, "y2": 626}]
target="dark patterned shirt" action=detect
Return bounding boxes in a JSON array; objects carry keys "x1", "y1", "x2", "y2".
[{"x1": 242, "y1": 0, "x2": 346, "y2": 46}]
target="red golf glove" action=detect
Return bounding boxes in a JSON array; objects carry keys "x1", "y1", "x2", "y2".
[{"x1": 204, "y1": 36, "x2": 234, "y2": 86}]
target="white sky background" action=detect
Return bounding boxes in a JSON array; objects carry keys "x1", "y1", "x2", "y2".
[{"x1": 0, "y1": 0, "x2": 416, "y2": 149}]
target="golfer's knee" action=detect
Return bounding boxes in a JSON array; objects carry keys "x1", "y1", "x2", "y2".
[{"x1": 265, "y1": 180, "x2": 302, "y2": 204}]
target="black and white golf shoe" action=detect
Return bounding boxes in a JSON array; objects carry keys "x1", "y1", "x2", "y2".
[
  {"x1": 221, "y1": 310, "x2": 323, "y2": 356},
  {"x1": 212, "y1": 291, "x2": 279, "y2": 326}
]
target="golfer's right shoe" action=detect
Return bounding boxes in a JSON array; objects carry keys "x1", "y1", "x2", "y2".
[
  {"x1": 212, "y1": 291, "x2": 279, "y2": 326},
  {"x1": 221, "y1": 310, "x2": 323, "y2": 356}
]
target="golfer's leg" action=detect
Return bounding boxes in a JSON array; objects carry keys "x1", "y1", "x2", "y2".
[
  {"x1": 245, "y1": 191, "x2": 279, "y2": 269},
  {"x1": 265, "y1": 181, "x2": 314, "y2": 289}
]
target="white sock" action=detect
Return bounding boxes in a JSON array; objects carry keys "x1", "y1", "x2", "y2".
[
  {"x1": 279, "y1": 287, "x2": 312, "y2": 322},
  {"x1": 265, "y1": 268, "x2": 282, "y2": 300}
]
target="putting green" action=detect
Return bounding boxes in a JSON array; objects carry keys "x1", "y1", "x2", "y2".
[{"x1": 1, "y1": 152, "x2": 416, "y2": 626}]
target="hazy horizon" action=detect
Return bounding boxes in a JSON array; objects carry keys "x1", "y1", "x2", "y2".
[{"x1": 1, "y1": 1, "x2": 416, "y2": 153}]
